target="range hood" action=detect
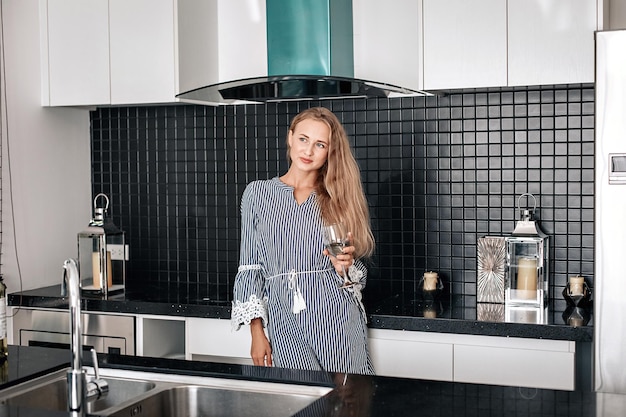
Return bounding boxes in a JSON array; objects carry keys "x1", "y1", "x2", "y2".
[
  {"x1": 176, "y1": 0, "x2": 431, "y2": 105},
  {"x1": 177, "y1": 75, "x2": 428, "y2": 105}
]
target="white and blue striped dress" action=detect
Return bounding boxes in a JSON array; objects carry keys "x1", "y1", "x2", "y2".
[{"x1": 231, "y1": 177, "x2": 374, "y2": 375}]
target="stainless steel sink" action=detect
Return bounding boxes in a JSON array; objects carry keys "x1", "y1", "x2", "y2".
[
  {"x1": 109, "y1": 383, "x2": 328, "y2": 417},
  {"x1": 0, "y1": 367, "x2": 332, "y2": 416},
  {"x1": 0, "y1": 367, "x2": 156, "y2": 414}
]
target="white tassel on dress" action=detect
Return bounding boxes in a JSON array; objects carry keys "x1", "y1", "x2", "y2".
[
  {"x1": 293, "y1": 287, "x2": 306, "y2": 314},
  {"x1": 289, "y1": 269, "x2": 307, "y2": 314}
]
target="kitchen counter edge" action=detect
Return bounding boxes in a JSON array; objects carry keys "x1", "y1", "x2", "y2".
[{"x1": 8, "y1": 288, "x2": 593, "y2": 343}]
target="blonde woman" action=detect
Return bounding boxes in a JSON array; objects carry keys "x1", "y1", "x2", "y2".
[{"x1": 231, "y1": 107, "x2": 375, "y2": 374}]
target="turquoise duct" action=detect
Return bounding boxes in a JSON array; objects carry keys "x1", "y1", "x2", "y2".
[{"x1": 266, "y1": 0, "x2": 354, "y2": 77}]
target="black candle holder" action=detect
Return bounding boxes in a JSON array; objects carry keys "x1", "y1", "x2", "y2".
[
  {"x1": 562, "y1": 281, "x2": 592, "y2": 309},
  {"x1": 421, "y1": 299, "x2": 444, "y2": 318},
  {"x1": 562, "y1": 306, "x2": 591, "y2": 327}
]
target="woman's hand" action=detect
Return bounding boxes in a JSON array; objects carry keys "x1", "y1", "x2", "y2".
[
  {"x1": 250, "y1": 318, "x2": 272, "y2": 366},
  {"x1": 324, "y1": 232, "x2": 355, "y2": 276}
]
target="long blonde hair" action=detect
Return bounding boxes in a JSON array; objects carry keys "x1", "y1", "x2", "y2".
[{"x1": 286, "y1": 107, "x2": 375, "y2": 259}]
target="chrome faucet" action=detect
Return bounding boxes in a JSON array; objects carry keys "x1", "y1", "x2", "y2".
[{"x1": 62, "y1": 258, "x2": 108, "y2": 412}]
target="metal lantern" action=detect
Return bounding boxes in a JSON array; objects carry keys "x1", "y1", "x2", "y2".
[
  {"x1": 77, "y1": 194, "x2": 126, "y2": 298},
  {"x1": 504, "y1": 193, "x2": 549, "y2": 308}
]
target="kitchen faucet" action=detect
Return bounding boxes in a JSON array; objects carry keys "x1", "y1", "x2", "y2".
[{"x1": 62, "y1": 258, "x2": 108, "y2": 412}]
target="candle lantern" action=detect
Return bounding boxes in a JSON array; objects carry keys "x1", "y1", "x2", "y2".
[
  {"x1": 504, "y1": 193, "x2": 548, "y2": 308},
  {"x1": 77, "y1": 193, "x2": 126, "y2": 298}
]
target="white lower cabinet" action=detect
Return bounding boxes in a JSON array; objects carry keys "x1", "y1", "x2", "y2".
[
  {"x1": 142, "y1": 317, "x2": 575, "y2": 390},
  {"x1": 186, "y1": 317, "x2": 253, "y2": 365},
  {"x1": 368, "y1": 329, "x2": 575, "y2": 390},
  {"x1": 136, "y1": 315, "x2": 186, "y2": 360},
  {"x1": 454, "y1": 336, "x2": 576, "y2": 390},
  {"x1": 368, "y1": 329, "x2": 454, "y2": 381}
]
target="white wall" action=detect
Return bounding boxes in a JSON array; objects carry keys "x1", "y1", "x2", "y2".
[
  {"x1": 1, "y1": 0, "x2": 91, "y2": 293},
  {"x1": 609, "y1": 0, "x2": 626, "y2": 29}
]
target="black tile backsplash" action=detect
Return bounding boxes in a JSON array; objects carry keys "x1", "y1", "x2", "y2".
[{"x1": 90, "y1": 84, "x2": 595, "y2": 313}]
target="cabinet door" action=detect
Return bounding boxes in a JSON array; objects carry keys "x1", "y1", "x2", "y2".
[
  {"x1": 187, "y1": 317, "x2": 253, "y2": 365},
  {"x1": 508, "y1": 0, "x2": 597, "y2": 86},
  {"x1": 177, "y1": 0, "x2": 267, "y2": 95},
  {"x1": 43, "y1": 0, "x2": 110, "y2": 106},
  {"x1": 368, "y1": 329, "x2": 453, "y2": 381},
  {"x1": 454, "y1": 338, "x2": 576, "y2": 390},
  {"x1": 353, "y1": 0, "x2": 423, "y2": 91},
  {"x1": 216, "y1": 0, "x2": 267, "y2": 82},
  {"x1": 423, "y1": 0, "x2": 507, "y2": 90},
  {"x1": 109, "y1": 0, "x2": 176, "y2": 104}
]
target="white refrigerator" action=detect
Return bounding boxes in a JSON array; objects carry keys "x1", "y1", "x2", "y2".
[{"x1": 595, "y1": 29, "x2": 626, "y2": 395}]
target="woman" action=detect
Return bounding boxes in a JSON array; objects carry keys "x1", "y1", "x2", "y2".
[{"x1": 231, "y1": 107, "x2": 375, "y2": 375}]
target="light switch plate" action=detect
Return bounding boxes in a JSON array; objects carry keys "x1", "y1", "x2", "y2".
[
  {"x1": 108, "y1": 244, "x2": 129, "y2": 261},
  {"x1": 609, "y1": 153, "x2": 626, "y2": 184}
]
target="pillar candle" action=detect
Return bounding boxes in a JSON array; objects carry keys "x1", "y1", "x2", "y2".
[
  {"x1": 92, "y1": 251, "x2": 113, "y2": 289},
  {"x1": 423, "y1": 271, "x2": 438, "y2": 291},
  {"x1": 569, "y1": 276, "x2": 585, "y2": 296},
  {"x1": 516, "y1": 257, "x2": 537, "y2": 297}
]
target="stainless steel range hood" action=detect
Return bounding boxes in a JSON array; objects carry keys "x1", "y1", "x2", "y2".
[
  {"x1": 176, "y1": 0, "x2": 431, "y2": 105},
  {"x1": 177, "y1": 75, "x2": 428, "y2": 105}
]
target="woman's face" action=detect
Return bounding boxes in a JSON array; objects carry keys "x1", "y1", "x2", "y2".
[{"x1": 288, "y1": 118, "x2": 330, "y2": 173}]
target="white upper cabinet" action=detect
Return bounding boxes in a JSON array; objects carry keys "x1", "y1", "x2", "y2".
[
  {"x1": 423, "y1": 0, "x2": 507, "y2": 90},
  {"x1": 40, "y1": 0, "x2": 600, "y2": 106},
  {"x1": 423, "y1": 0, "x2": 599, "y2": 90},
  {"x1": 41, "y1": 0, "x2": 177, "y2": 106},
  {"x1": 41, "y1": 0, "x2": 267, "y2": 107},
  {"x1": 508, "y1": 0, "x2": 597, "y2": 86},
  {"x1": 41, "y1": 0, "x2": 111, "y2": 106},
  {"x1": 177, "y1": 0, "x2": 267, "y2": 95},
  {"x1": 352, "y1": 0, "x2": 423, "y2": 92},
  {"x1": 108, "y1": 0, "x2": 177, "y2": 105}
]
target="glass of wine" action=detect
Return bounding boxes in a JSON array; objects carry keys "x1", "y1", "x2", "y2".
[{"x1": 322, "y1": 223, "x2": 355, "y2": 288}]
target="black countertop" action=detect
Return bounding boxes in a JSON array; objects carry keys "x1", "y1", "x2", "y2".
[
  {"x1": 0, "y1": 346, "x2": 71, "y2": 417},
  {"x1": 8, "y1": 282, "x2": 593, "y2": 342},
  {"x1": 0, "y1": 345, "x2": 619, "y2": 417},
  {"x1": 0, "y1": 345, "x2": 69, "y2": 389}
]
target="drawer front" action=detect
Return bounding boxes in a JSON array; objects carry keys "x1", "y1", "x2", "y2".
[
  {"x1": 368, "y1": 336, "x2": 453, "y2": 381},
  {"x1": 454, "y1": 343, "x2": 575, "y2": 390}
]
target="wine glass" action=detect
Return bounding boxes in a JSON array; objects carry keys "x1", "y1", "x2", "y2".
[{"x1": 322, "y1": 223, "x2": 355, "y2": 288}]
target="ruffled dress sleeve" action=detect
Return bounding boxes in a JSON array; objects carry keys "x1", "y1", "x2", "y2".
[{"x1": 231, "y1": 182, "x2": 269, "y2": 331}]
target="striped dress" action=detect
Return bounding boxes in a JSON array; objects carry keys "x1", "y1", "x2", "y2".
[{"x1": 231, "y1": 177, "x2": 374, "y2": 375}]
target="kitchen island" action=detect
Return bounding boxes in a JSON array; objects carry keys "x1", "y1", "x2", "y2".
[{"x1": 0, "y1": 344, "x2": 619, "y2": 417}]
